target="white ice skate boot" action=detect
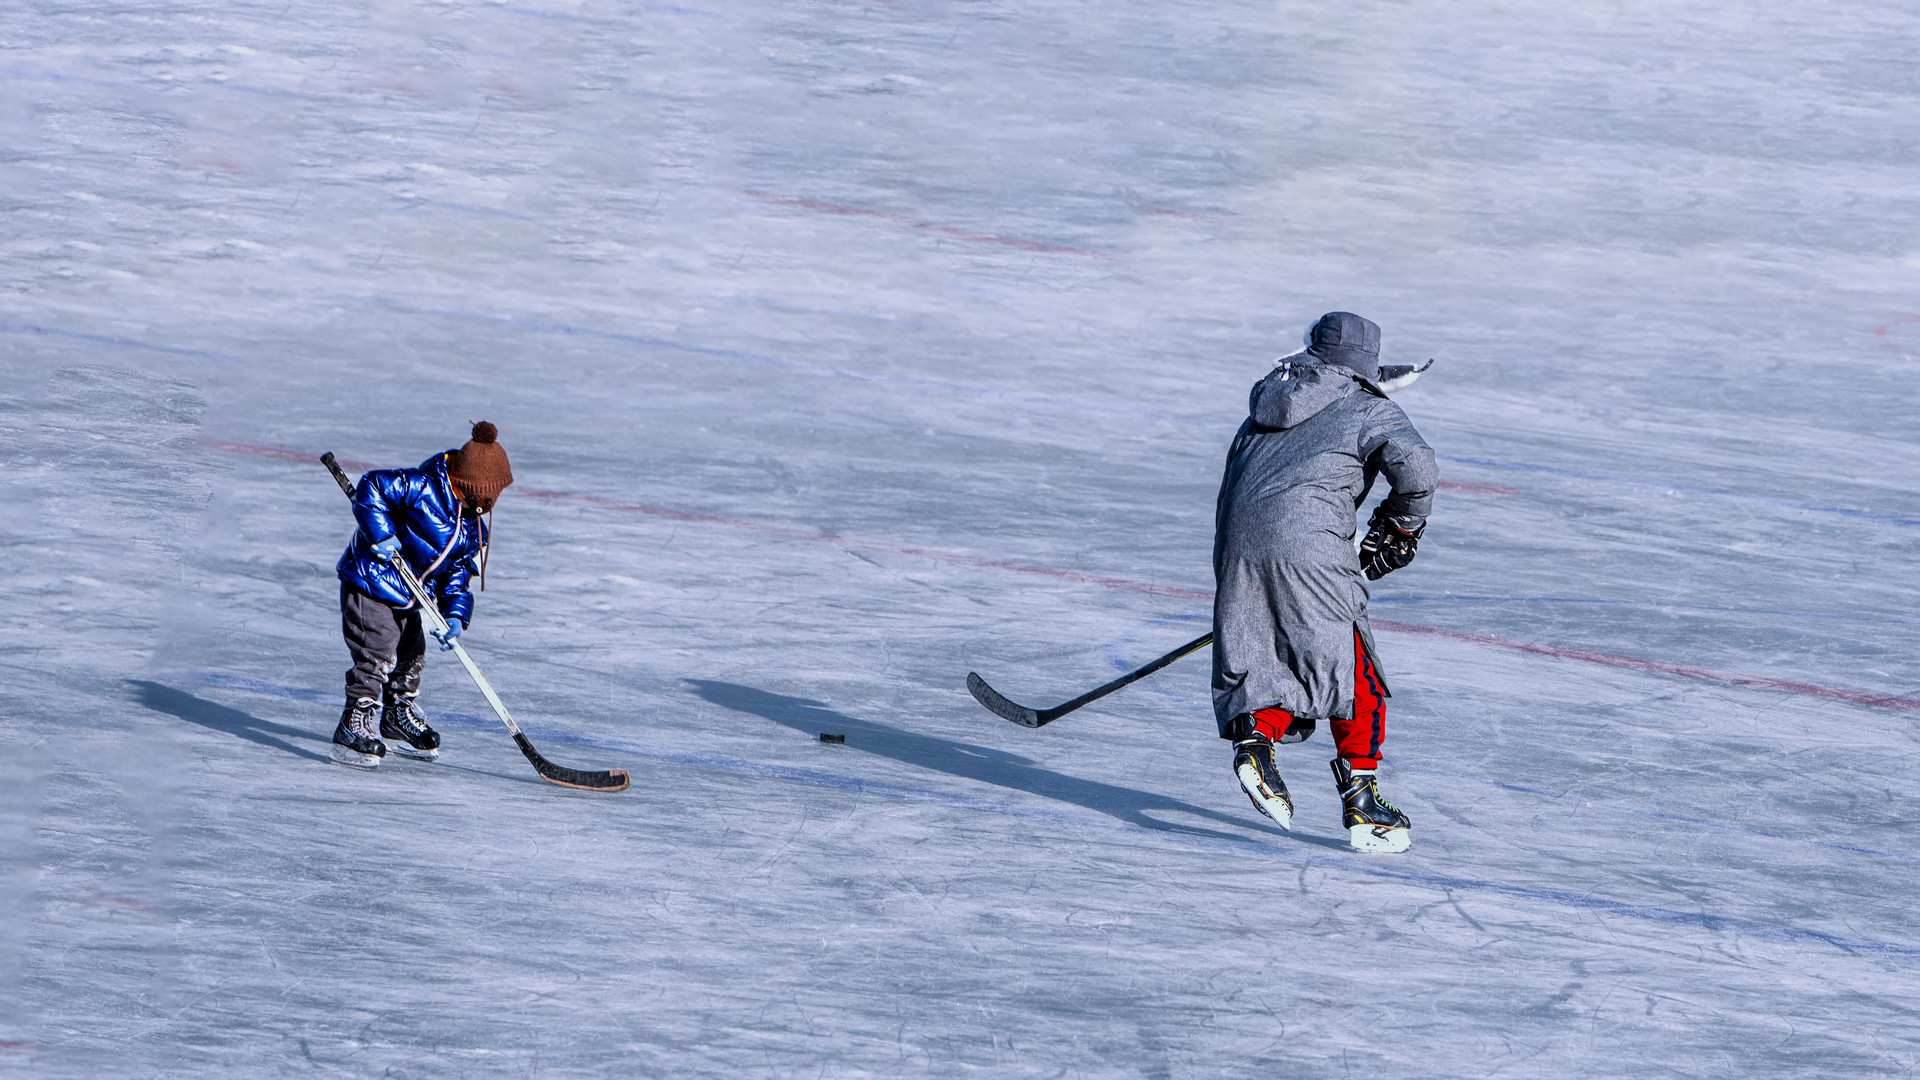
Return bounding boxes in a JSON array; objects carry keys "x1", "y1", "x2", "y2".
[
  {"x1": 1233, "y1": 733, "x2": 1293, "y2": 829},
  {"x1": 1332, "y1": 758, "x2": 1410, "y2": 853},
  {"x1": 329, "y1": 698, "x2": 387, "y2": 768}
]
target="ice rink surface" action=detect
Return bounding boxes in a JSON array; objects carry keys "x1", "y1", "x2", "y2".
[{"x1": 4, "y1": 1, "x2": 1919, "y2": 1075}]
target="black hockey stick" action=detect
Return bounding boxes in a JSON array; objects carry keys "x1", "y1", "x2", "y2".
[
  {"x1": 323, "y1": 452, "x2": 630, "y2": 793},
  {"x1": 966, "y1": 631, "x2": 1213, "y2": 728}
]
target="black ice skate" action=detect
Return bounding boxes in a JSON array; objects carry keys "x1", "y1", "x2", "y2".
[
  {"x1": 1233, "y1": 733, "x2": 1294, "y2": 829},
  {"x1": 330, "y1": 698, "x2": 387, "y2": 768},
  {"x1": 1331, "y1": 758, "x2": 1411, "y2": 853},
  {"x1": 381, "y1": 693, "x2": 442, "y2": 761}
]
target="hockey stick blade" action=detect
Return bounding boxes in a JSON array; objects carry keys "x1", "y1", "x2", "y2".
[
  {"x1": 513, "y1": 733, "x2": 632, "y2": 792},
  {"x1": 967, "y1": 632, "x2": 1213, "y2": 729},
  {"x1": 966, "y1": 672, "x2": 1048, "y2": 727}
]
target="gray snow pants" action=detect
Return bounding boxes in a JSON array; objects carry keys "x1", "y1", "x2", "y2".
[{"x1": 341, "y1": 583, "x2": 426, "y2": 705}]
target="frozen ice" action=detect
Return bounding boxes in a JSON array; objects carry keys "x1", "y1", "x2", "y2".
[{"x1": 3, "y1": 1, "x2": 1919, "y2": 1076}]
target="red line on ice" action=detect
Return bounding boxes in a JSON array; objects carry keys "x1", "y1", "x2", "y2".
[
  {"x1": 212, "y1": 440, "x2": 1919, "y2": 713},
  {"x1": 1436, "y1": 480, "x2": 1516, "y2": 495},
  {"x1": 744, "y1": 191, "x2": 911, "y2": 222},
  {"x1": 208, "y1": 442, "x2": 374, "y2": 469},
  {"x1": 1368, "y1": 620, "x2": 1920, "y2": 712},
  {"x1": 211, "y1": 441, "x2": 1204, "y2": 599},
  {"x1": 744, "y1": 190, "x2": 1110, "y2": 258},
  {"x1": 1874, "y1": 315, "x2": 1920, "y2": 358},
  {"x1": 1143, "y1": 207, "x2": 1221, "y2": 223},
  {"x1": 514, "y1": 487, "x2": 1213, "y2": 602}
]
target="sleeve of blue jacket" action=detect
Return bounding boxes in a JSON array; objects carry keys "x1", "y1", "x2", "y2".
[{"x1": 351, "y1": 470, "x2": 405, "y2": 546}]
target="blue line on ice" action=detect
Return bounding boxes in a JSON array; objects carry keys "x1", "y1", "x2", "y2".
[
  {"x1": 0, "y1": 64, "x2": 316, "y2": 101},
  {"x1": 191, "y1": 671, "x2": 1920, "y2": 959},
  {"x1": 0, "y1": 321, "x2": 246, "y2": 365},
  {"x1": 0, "y1": 67, "x2": 142, "y2": 92},
  {"x1": 1390, "y1": 762, "x2": 1920, "y2": 865}
]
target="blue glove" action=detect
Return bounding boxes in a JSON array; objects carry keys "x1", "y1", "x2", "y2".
[
  {"x1": 433, "y1": 618, "x2": 464, "y2": 651},
  {"x1": 370, "y1": 535, "x2": 403, "y2": 562}
]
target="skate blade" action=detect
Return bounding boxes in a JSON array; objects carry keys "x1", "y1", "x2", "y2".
[
  {"x1": 1347, "y1": 823, "x2": 1410, "y2": 853},
  {"x1": 1235, "y1": 762, "x2": 1293, "y2": 830},
  {"x1": 388, "y1": 744, "x2": 439, "y2": 761},
  {"x1": 329, "y1": 744, "x2": 383, "y2": 769}
]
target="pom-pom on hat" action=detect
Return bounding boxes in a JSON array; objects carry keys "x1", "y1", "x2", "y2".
[{"x1": 448, "y1": 421, "x2": 513, "y2": 510}]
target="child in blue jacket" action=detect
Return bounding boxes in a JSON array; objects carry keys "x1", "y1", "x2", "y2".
[{"x1": 332, "y1": 422, "x2": 513, "y2": 767}]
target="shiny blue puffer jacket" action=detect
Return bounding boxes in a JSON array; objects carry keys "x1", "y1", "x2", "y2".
[{"x1": 336, "y1": 451, "x2": 488, "y2": 625}]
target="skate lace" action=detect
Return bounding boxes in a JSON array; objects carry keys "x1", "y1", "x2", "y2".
[
  {"x1": 349, "y1": 700, "x2": 381, "y2": 738},
  {"x1": 1342, "y1": 774, "x2": 1401, "y2": 816},
  {"x1": 390, "y1": 698, "x2": 428, "y2": 735},
  {"x1": 1371, "y1": 784, "x2": 1401, "y2": 816}
]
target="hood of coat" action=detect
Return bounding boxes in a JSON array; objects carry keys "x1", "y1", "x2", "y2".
[
  {"x1": 1248, "y1": 360, "x2": 1375, "y2": 429},
  {"x1": 1304, "y1": 310, "x2": 1381, "y2": 381}
]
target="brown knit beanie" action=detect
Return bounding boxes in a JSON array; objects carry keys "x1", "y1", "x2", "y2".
[{"x1": 448, "y1": 421, "x2": 513, "y2": 511}]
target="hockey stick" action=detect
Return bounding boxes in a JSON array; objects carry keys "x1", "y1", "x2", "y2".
[
  {"x1": 966, "y1": 632, "x2": 1213, "y2": 728},
  {"x1": 323, "y1": 452, "x2": 630, "y2": 793}
]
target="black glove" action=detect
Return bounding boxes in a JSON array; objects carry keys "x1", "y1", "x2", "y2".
[{"x1": 1360, "y1": 508, "x2": 1424, "y2": 580}]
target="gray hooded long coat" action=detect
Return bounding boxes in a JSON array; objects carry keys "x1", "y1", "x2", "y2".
[{"x1": 1211, "y1": 355, "x2": 1437, "y2": 736}]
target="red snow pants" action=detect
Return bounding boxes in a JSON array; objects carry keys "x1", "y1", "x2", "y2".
[{"x1": 1249, "y1": 628, "x2": 1385, "y2": 769}]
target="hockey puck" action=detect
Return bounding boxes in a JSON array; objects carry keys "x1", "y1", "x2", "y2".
[{"x1": 819, "y1": 733, "x2": 845, "y2": 744}]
